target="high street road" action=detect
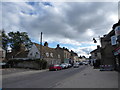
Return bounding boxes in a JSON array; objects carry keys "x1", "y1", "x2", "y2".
[{"x1": 2, "y1": 65, "x2": 87, "y2": 88}]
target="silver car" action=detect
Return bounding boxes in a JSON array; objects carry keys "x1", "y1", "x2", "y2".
[
  {"x1": 60, "y1": 64, "x2": 66, "y2": 69},
  {"x1": 73, "y1": 63, "x2": 79, "y2": 68}
]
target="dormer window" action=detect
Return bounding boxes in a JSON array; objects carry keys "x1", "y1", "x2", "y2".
[
  {"x1": 36, "y1": 52, "x2": 38, "y2": 54},
  {"x1": 58, "y1": 54, "x2": 60, "y2": 58},
  {"x1": 50, "y1": 53, "x2": 53, "y2": 57},
  {"x1": 30, "y1": 53, "x2": 32, "y2": 56}
]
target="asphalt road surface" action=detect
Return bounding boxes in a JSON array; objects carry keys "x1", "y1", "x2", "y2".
[{"x1": 2, "y1": 65, "x2": 87, "y2": 88}]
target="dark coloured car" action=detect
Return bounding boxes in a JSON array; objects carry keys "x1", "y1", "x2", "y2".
[
  {"x1": 49, "y1": 64, "x2": 62, "y2": 71},
  {"x1": 79, "y1": 62, "x2": 83, "y2": 65},
  {"x1": 0, "y1": 62, "x2": 9, "y2": 68}
]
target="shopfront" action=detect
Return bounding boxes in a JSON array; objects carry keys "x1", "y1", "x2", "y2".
[{"x1": 114, "y1": 46, "x2": 120, "y2": 71}]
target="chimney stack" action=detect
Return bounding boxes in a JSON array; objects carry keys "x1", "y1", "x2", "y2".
[
  {"x1": 44, "y1": 42, "x2": 48, "y2": 47},
  {"x1": 57, "y1": 44, "x2": 60, "y2": 48},
  {"x1": 97, "y1": 45, "x2": 100, "y2": 49}
]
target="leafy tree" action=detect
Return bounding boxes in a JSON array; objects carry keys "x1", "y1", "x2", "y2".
[
  {"x1": 1, "y1": 30, "x2": 9, "y2": 50},
  {"x1": 82, "y1": 56, "x2": 86, "y2": 58},
  {"x1": 89, "y1": 56, "x2": 91, "y2": 59},
  {"x1": 79, "y1": 55, "x2": 82, "y2": 59},
  {"x1": 8, "y1": 31, "x2": 32, "y2": 52}
]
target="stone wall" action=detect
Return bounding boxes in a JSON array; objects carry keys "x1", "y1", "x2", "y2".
[
  {"x1": 17, "y1": 61, "x2": 40, "y2": 69},
  {"x1": 10, "y1": 58, "x2": 61, "y2": 69},
  {"x1": 101, "y1": 44, "x2": 116, "y2": 65},
  {"x1": 8, "y1": 60, "x2": 47, "y2": 70}
]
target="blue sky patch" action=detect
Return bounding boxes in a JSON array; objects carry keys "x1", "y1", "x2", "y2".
[
  {"x1": 79, "y1": 43, "x2": 96, "y2": 47},
  {"x1": 26, "y1": 2, "x2": 36, "y2": 6},
  {"x1": 42, "y1": 2, "x2": 53, "y2": 7},
  {"x1": 21, "y1": 10, "x2": 37, "y2": 15}
]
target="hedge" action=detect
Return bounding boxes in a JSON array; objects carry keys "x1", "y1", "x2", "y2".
[{"x1": 7, "y1": 59, "x2": 48, "y2": 69}]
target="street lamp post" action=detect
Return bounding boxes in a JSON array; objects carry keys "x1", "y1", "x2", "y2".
[
  {"x1": 93, "y1": 36, "x2": 101, "y2": 46},
  {"x1": 92, "y1": 36, "x2": 102, "y2": 66}
]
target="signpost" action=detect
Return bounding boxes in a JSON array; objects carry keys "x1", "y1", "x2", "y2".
[
  {"x1": 114, "y1": 47, "x2": 120, "y2": 55},
  {"x1": 111, "y1": 35, "x2": 117, "y2": 45}
]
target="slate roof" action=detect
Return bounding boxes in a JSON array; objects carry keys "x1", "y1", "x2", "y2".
[{"x1": 7, "y1": 50, "x2": 29, "y2": 59}]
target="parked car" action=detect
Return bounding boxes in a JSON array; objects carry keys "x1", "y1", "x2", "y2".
[
  {"x1": 64, "y1": 63, "x2": 69, "y2": 68},
  {"x1": 60, "y1": 64, "x2": 66, "y2": 69},
  {"x1": 73, "y1": 63, "x2": 79, "y2": 68},
  {"x1": 83, "y1": 61, "x2": 88, "y2": 65},
  {"x1": 68, "y1": 64, "x2": 72, "y2": 68},
  {"x1": 79, "y1": 62, "x2": 83, "y2": 65},
  {"x1": 0, "y1": 62, "x2": 9, "y2": 68},
  {"x1": 76, "y1": 62, "x2": 79, "y2": 65},
  {"x1": 84, "y1": 62, "x2": 88, "y2": 65},
  {"x1": 49, "y1": 64, "x2": 62, "y2": 71}
]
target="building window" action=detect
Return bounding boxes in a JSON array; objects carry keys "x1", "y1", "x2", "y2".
[
  {"x1": 64, "y1": 53, "x2": 66, "y2": 58},
  {"x1": 50, "y1": 53, "x2": 53, "y2": 57},
  {"x1": 30, "y1": 53, "x2": 32, "y2": 56},
  {"x1": 95, "y1": 53, "x2": 97, "y2": 56},
  {"x1": 36, "y1": 52, "x2": 38, "y2": 54},
  {"x1": 58, "y1": 54, "x2": 60, "y2": 58},
  {"x1": 46, "y1": 52, "x2": 49, "y2": 57},
  {"x1": 66, "y1": 53, "x2": 67, "y2": 58}
]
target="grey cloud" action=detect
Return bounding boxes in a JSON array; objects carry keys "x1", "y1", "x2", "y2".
[{"x1": 1, "y1": 2, "x2": 118, "y2": 43}]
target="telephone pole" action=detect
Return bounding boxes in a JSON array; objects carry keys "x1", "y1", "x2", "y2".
[{"x1": 40, "y1": 32, "x2": 42, "y2": 60}]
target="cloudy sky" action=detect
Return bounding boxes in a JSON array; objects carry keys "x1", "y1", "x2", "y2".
[{"x1": 1, "y1": 1, "x2": 118, "y2": 57}]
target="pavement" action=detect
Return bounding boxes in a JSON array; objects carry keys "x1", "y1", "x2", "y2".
[
  {"x1": 2, "y1": 68, "x2": 49, "y2": 78},
  {"x1": 54, "y1": 65, "x2": 118, "y2": 88}
]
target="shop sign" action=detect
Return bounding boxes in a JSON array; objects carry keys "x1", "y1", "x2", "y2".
[{"x1": 114, "y1": 47, "x2": 120, "y2": 55}]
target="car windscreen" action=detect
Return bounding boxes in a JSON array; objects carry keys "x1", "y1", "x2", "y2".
[{"x1": 54, "y1": 65, "x2": 59, "y2": 66}]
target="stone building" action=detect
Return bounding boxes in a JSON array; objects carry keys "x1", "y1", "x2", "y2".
[
  {"x1": 55, "y1": 44, "x2": 71, "y2": 63},
  {"x1": 97, "y1": 20, "x2": 120, "y2": 70},
  {"x1": 100, "y1": 31, "x2": 116, "y2": 66},
  {"x1": 90, "y1": 45, "x2": 101, "y2": 66},
  {"x1": 28, "y1": 42, "x2": 61, "y2": 65},
  {"x1": 78, "y1": 56, "x2": 86, "y2": 62},
  {"x1": 112, "y1": 20, "x2": 120, "y2": 71},
  {"x1": 70, "y1": 50, "x2": 78, "y2": 63}
]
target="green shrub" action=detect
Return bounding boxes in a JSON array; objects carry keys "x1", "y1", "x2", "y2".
[{"x1": 7, "y1": 59, "x2": 47, "y2": 69}]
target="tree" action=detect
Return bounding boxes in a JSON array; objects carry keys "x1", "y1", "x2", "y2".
[
  {"x1": 1, "y1": 30, "x2": 9, "y2": 50},
  {"x1": 8, "y1": 31, "x2": 32, "y2": 52},
  {"x1": 79, "y1": 55, "x2": 82, "y2": 59},
  {"x1": 82, "y1": 56, "x2": 86, "y2": 58}
]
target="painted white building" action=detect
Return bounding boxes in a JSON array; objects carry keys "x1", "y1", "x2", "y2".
[{"x1": 28, "y1": 44, "x2": 40, "y2": 59}]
